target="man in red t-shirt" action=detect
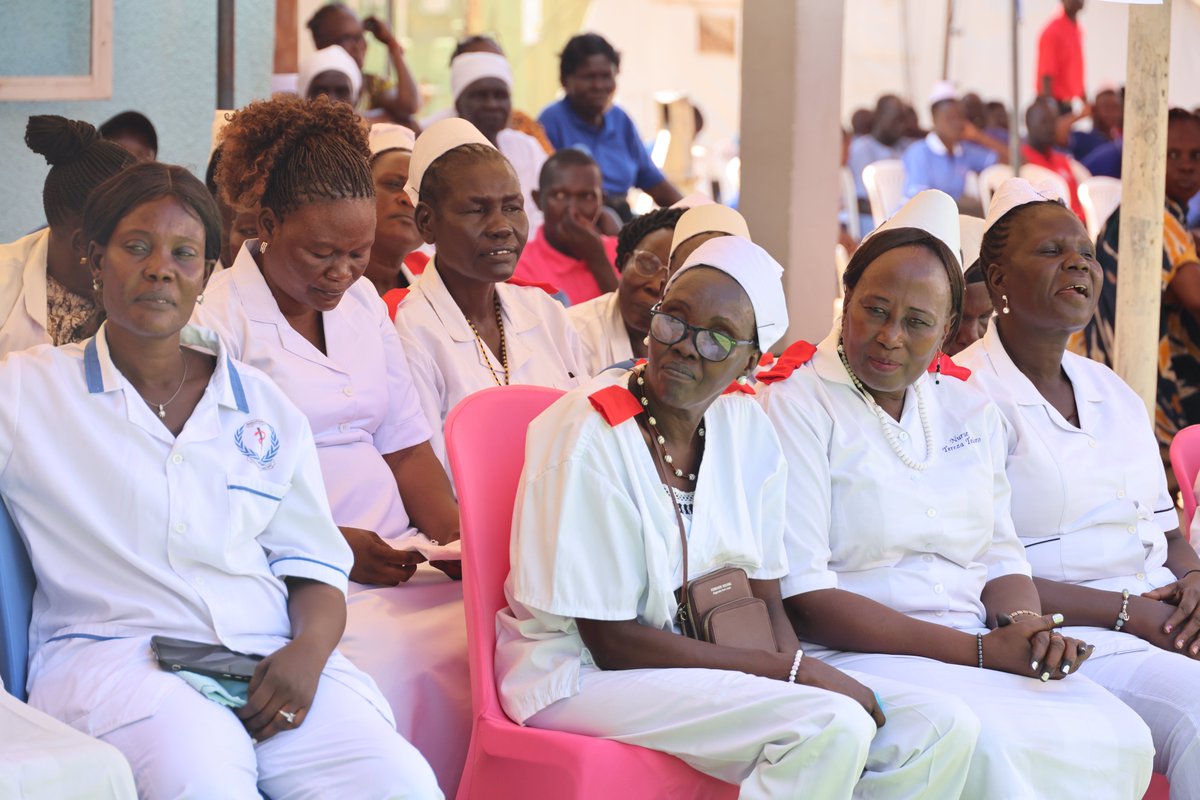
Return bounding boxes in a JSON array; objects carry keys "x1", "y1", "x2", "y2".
[
  {"x1": 1021, "y1": 96, "x2": 1085, "y2": 220},
  {"x1": 1036, "y1": 0, "x2": 1085, "y2": 109}
]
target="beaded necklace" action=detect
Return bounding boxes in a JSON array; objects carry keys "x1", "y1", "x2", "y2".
[
  {"x1": 633, "y1": 366, "x2": 704, "y2": 481},
  {"x1": 836, "y1": 342, "x2": 935, "y2": 471},
  {"x1": 465, "y1": 296, "x2": 509, "y2": 386}
]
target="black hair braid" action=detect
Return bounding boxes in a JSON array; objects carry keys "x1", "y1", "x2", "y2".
[
  {"x1": 262, "y1": 135, "x2": 374, "y2": 218},
  {"x1": 615, "y1": 207, "x2": 684, "y2": 270},
  {"x1": 25, "y1": 115, "x2": 136, "y2": 228}
]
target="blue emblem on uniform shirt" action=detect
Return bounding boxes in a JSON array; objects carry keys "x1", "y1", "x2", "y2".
[{"x1": 235, "y1": 420, "x2": 280, "y2": 469}]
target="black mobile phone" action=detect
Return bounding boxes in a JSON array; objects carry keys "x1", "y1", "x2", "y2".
[{"x1": 150, "y1": 635, "x2": 264, "y2": 682}]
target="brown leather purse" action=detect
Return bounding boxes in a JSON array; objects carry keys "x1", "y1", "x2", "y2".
[{"x1": 646, "y1": 423, "x2": 780, "y2": 652}]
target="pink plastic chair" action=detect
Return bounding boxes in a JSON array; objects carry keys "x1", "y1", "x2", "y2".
[
  {"x1": 445, "y1": 386, "x2": 738, "y2": 800},
  {"x1": 1170, "y1": 424, "x2": 1200, "y2": 533}
]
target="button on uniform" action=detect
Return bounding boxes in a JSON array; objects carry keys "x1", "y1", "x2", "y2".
[
  {"x1": 171, "y1": 453, "x2": 183, "y2": 465},
  {"x1": 933, "y1": 584, "x2": 944, "y2": 594},
  {"x1": 926, "y1": 508, "x2": 937, "y2": 518},
  {"x1": 898, "y1": 431, "x2": 909, "y2": 441},
  {"x1": 174, "y1": 522, "x2": 187, "y2": 534},
  {"x1": 343, "y1": 386, "x2": 355, "y2": 397},
  {"x1": 1117, "y1": 490, "x2": 1126, "y2": 498}
]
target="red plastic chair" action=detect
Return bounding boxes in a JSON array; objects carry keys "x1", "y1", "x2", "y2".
[
  {"x1": 1170, "y1": 424, "x2": 1200, "y2": 533},
  {"x1": 445, "y1": 386, "x2": 737, "y2": 800},
  {"x1": 1144, "y1": 772, "x2": 1169, "y2": 800}
]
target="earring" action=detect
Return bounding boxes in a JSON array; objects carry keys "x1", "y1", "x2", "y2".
[
  {"x1": 259, "y1": 241, "x2": 270, "y2": 254},
  {"x1": 643, "y1": 336, "x2": 650, "y2": 346},
  {"x1": 196, "y1": 292, "x2": 205, "y2": 305},
  {"x1": 79, "y1": 257, "x2": 87, "y2": 266},
  {"x1": 737, "y1": 375, "x2": 749, "y2": 385},
  {"x1": 1001, "y1": 294, "x2": 1010, "y2": 315},
  {"x1": 92, "y1": 279, "x2": 101, "y2": 292},
  {"x1": 934, "y1": 353, "x2": 942, "y2": 385}
]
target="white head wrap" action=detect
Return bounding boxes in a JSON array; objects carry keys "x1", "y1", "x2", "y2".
[
  {"x1": 929, "y1": 80, "x2": 958, "y2": 108},
  {"x1": 404, "y1": 117, "x2": 496, "y2": 205},
  {"x1": 983, "y1": 177, "x2": 1067, "y2": 235},
  {"x1": 297, "y1": 45, "x2": 362, "y2": 101},
  {"x1": 667, "y1": 236, "x2": 788, "y2": 351},
  {"x1": 959, "y1": 215, "x2": 986, "y2": 272},
  {"x1": 669, "y1": 204, "x2": 751, "y2": 258},
  {"x1": 450, "y1": 52, "x2": 513, "y2": 103},
  {"x1": 369, "y1": 123, "x2": 417, "y2": 157},
  {"x1": 869, "y1": 189, "x2": 962, "y2": 268}
]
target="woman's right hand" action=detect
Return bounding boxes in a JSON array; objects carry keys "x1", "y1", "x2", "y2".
[
  {"x1": 340, "y1": 526, "x2": 425, "y2": 585},
  {"x1": 792, "y1": 655, "x2": 886, "y2": 728},
  {"x1": 982, "y1": 614, "x2": 1092, "y2": 680}
]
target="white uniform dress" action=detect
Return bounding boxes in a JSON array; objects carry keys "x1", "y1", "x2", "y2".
[
  {"x1": 497, "y1": 128, "x2": 547, "y2": 232},
  {"x1": 757, "y1": 330, "x2": 1156, "y2": 800},
  {"x1": 566, "y1": 290, "x2": 634, "y2": 375},
  {"x1": 0, "y1": 228, "x2": 51, "y2": 357},
  {"x1": 960, "y1": 323, "x2": 1200, "y2": 792},
  {"x1": 193, "y1": 244, "x2": 470, "y2": 797},
  {"x1": 496, "y1": 371, "x2": 981, "y2": 800},
  {"x1": 0, "y1": 325, "x2": 440, "y2": 800},
  {"x1": 394, "y1": 260, "x2": 587, "y2": 467}
]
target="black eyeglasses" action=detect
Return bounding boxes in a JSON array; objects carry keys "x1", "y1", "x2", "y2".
[{"x1": 648, "y1": 308, "x2": 755, "y2": 362}]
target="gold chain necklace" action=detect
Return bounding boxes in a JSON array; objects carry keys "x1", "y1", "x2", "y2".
[{"x1": 465, "y1": 296, "x2": 509, "y2": 386}]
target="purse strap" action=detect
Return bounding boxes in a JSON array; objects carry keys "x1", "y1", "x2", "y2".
[{"x1": 641, "y1": 413, "x2": 692, "y2": 629}]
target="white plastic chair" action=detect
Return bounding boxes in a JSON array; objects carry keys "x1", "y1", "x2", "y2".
[
  {"x1": 1018, "y1": 163, "x2": 1071, "y2": 206},
  {"x1": 839, "y1": 167, "x2": 861, "y2": 241},
  {"x1": 1078, "y1": 176, "x2": 1122, "y2": 241},
  {"x1": 862, "y1": 160, "x2": 906, "y2": 228},
  {"x1": 1068, "y1": 158, "x2": 1092, "y2": 185},
  {"x1": 978, "y1": 163, "x2": 1015, "y2": 216}
]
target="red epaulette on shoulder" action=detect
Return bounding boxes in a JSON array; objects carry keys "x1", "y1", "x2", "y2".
[
  {"x1": 382, "y1": 287, "x2": 411, "y2": 321},
  {"x1": 722, "y1": 380, "x2": 756, "y2": 396},
  {"x1": 756, "y1": 340, "x2": 817, "y2": 384},
  {"x1": 588, "y1": 385, "x2": 644, "y2": 427},
  {"x1": 927, "y1": 353, "x2": 972, "y2": 381},
  {"x1": 404, "y1": 251, "x2": 430, "y2": 276},
  {"x1": 506, "y1": 276, "x2": 562, "y2": 297},
  {"x1": 758, "y1": 352, "x2": 776, "y2": 369}
]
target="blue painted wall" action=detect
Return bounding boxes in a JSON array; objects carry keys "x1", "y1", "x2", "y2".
[{"x1": 0, "y1": 0, "x2": 274, "y2": 240}]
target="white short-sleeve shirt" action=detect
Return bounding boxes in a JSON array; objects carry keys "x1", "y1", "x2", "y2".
[
  {"x1": 193, "y1": 243, "x2": 432, "y2": 541},
  {"x1": 0, "y1": 326, "x2": 380, "y2": 728},
  {"x1": 394, "y1": 261, "x2": 587, "y2": 466},
  {"x1": 757, "y1": 331, "x2": 1030, "y2": 639},
  {"x1": 566, "y1": 290, "x2": 634, "y2": 376},
  {"x1": 0, "y1": 228, "x2": 51, "y2": 358},
  {"x1": 495, "y1": 370, "x2": 789, "y2": 724},
  {"x1": 957, "y1": 323, "x2": 1177, "y2": 593}
]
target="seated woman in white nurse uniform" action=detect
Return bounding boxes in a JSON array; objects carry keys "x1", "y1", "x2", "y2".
[
  {"x1": 394, "y1": 118, "x2": 587, "y2": 465},
  {"x1": 958, "y1": 177, "x2": 1200, "y2": 791},
  {"x1": 0, "y1": 115, "x2": 134, "y2": 357},
  {"x1": 0, "y1": 161, "x2": 440, "y2": 800},
  {"x1": 758, "y1": 189, "x2": 1156, "y2": 800},
  {"x1": 365, "y1": 123, "x2": 428, "y2": 315},
  {"x1": 193, "y1": 95, "x2": 468, "y2": 797},
  {"x1": 497, "y1": 236, "x2": 981, "y2": 800},
  {"x1": 567, "y1": 205, "x2": 683, "y2": 374}
]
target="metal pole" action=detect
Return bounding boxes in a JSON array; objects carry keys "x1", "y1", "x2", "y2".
[
  {"x1": 1009, "y1": 0, "x2": 1021, "y2": 169},
  {"x1": 217, "y1": 0, "x2": 235, "y2": 110},
  {"x1": 941, "y1": 0, "x2": 954, "y2": 81},
  {"x1": 1114, "y1": 0, "x2": 1173, "y2": 418}
]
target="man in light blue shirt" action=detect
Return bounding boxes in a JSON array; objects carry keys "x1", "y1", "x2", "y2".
[
  {"x1": 847, "y1": 95, "x2": 912, "y2": 229},
  {"x1": 903, "y1": 83, "x2": 1008, "y2": 214}
]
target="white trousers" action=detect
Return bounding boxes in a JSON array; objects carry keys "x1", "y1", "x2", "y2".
[
  {"x1": 822, "y1": 651, "x2": 1156, "y2": 800},
  {"x1": 1076, "y1": 631, "x2": 1200, "y2": 800},
  {"x1": 527, "y1": 665, "x2": 980, "y2": 800},
  {"x1": 340, "y1": 565, "x2": 472, "y2": 798},
  {"x1": 101, "y1": 671, "x2": 442, "y2": 800}
]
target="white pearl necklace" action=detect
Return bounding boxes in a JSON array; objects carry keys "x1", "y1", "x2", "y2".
[
  {"x1": 634, "y1": 368, "x2": 704, "y2": 480},
  {"x1": 837, "y1": 343, "x2": 935, "y2": 471}
]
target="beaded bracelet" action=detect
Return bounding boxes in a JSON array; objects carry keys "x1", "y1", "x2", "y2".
[
  {"x1": 976, "y1": 633, "x2": 985, "y2": 668},
  {"x1": 1114, "y1": 589, "x2": 1131, "y2": 632},
  {"x1": 1006, "y1": 609, "x2": 1039, "y2": 622},
  {"x1": 787, "y1": 649, "x2": 804, "y2": 683}
]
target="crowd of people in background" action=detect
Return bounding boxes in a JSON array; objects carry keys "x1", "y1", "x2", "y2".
[{"x1": 5, "y1": 1, "x2": 1200, "y2": 798}]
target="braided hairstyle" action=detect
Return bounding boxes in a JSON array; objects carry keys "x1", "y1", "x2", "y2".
[
  {"x1": 215, "y1": 94, "x2": 373, "y2": 220},
  {"x1": 615, "y1": 207, "x2": 684, "y2": 271},
  {"x1": 25, "y1": 115, "x2": 136, "y2": 228},
  {"x1": 419, "y1": 143, "x2": 513, "y2": 209}
]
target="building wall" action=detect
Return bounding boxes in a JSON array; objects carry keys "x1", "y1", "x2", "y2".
[{"x1": 0, "y1": 0, "x2": 274, "y2": 241}]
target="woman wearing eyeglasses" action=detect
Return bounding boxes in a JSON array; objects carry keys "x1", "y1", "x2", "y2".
[
  {"x1": 497, "y1": 235, "x2": 980, "y2": 799},
  {"x1": 758, "y1": 190, "x2": 1154, "y2": 798},
  {"x1": 567, "y1": 206, "x2": 683, "y2": 375}
]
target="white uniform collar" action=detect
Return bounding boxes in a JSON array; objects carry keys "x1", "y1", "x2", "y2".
[
  {"x1": 925, "y1": 131, "x2": 963, "y2": 158},
  {"x1": 84, "y1": 322, "x2": 250, "y2": 414},
  {"x1": 980, "y1": 322, "x2": 1104, "y2": 408},
  {"x1": 415, "y1": 258, "x2": 544, "y2": 343}
]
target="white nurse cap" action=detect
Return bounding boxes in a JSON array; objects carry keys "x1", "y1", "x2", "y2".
[
  {"x1": 669, "y1": 204, "x2": 752, "y2": 258},
  {"x1": 959, "y1": 215, "x2": 986, "y2": 272},
  {"x1": 368, "y1": 123, "x2": 417, "y2": 157},
  {"x1": 404, "y1": 117, "x2": 496, "y2": 205},
  {"x1": 450, "y1": 52, "x2": 513, "y2": 102},
  {"x1": 297, "y1": 45, "x2": 362, "y2": 100},
  {"x1": 869, "y1": 189, "x2": 962, "y2": 268},
  {"x1": 983, "y1": 177, "x2": 1067, "y2": 235}
]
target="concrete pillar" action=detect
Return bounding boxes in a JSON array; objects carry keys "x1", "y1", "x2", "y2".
[
  {"x1": 1114, "y1": 0, "x2": 1173, "y2": 419},
  {"x1": 739, "y1": 0, "x2": 845, "y2": 347}
]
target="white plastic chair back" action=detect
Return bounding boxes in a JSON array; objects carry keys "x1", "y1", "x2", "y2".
[
  {"x1": 978, "y1": 163, "x2": 1015, "y2": 217},
  {"x1": 839, "y1": 167, "x2": 861, "y2": 241},
  {"x1": 862, "y1": 160, "x2": 907, "y2": 229},
  {"x1": 1068, "y1": 158, "x2": 1092, "y2": 185},
  {"x1": 1078, "y1": 176, "x2": 1122, "y2": 241}
]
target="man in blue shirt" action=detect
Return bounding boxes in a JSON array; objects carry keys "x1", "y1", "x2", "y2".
[
  {"x1": 847, "y1": 95, "x2": 912, "y2": 229},
  {"x1": 902, "y1": 82, "x2": 1008, "y2": 214},
  {"x1": 539, "y1": 33, "x2": 682, "y2": 219}
]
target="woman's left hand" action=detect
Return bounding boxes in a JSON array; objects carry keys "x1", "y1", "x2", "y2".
[
  {"x1": 1142, "y1": 572, "x2": 1200, "y2": 655},
  {"x1": 235, "y1": 638, "x2": 326, "y2": 741}
]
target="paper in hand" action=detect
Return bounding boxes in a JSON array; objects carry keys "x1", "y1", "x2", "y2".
[{"x1": 395, "y1": 534, "x2": 462, "y2": 561}]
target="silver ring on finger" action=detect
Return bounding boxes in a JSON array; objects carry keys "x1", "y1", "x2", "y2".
[{"x1": 278, "y1": 709, "x2": 297, "y2": 725}]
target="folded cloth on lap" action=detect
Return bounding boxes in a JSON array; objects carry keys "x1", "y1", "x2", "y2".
[{"x1": 174, "y1": 671, "x2": 248, "y2": 709}]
